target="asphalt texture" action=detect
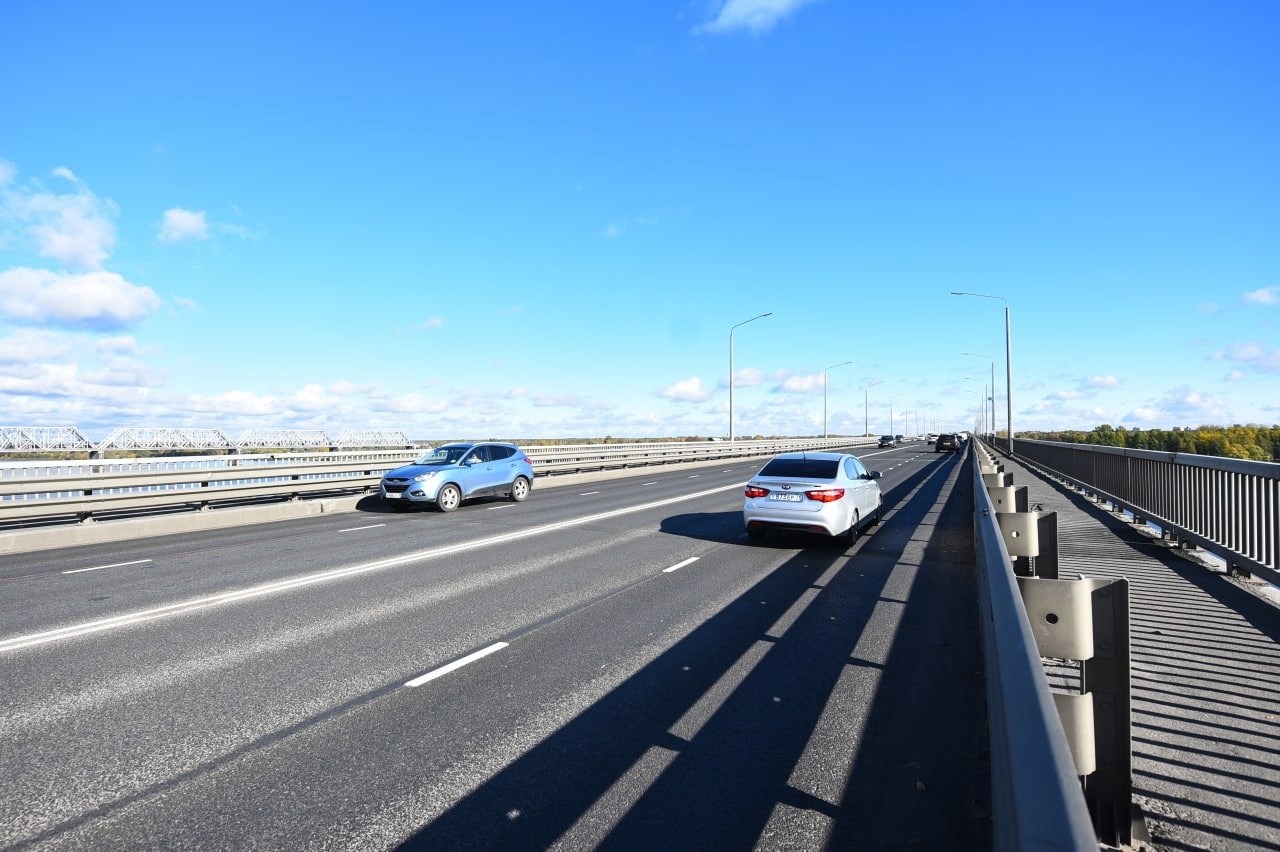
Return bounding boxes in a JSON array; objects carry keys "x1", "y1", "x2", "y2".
[{"x1": 0, "y1": 445, "x2": 991, "y2": 851}]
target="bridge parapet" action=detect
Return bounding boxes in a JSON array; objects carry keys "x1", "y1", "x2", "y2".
[{"x1": 972, "y1": 440, "x2": 1144, "y2": 849}]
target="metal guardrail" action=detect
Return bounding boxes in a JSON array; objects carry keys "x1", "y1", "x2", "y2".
[
  {"x1": 976, "y1": 440, "x2": 1150, "y2": 848},
  {"x1": 1009, "y1": 437, "x2": 1280, "y2": 586},
  {"x1": 971, "y1": 445, "x2": 1099, "y2": 851},
  {"x1": 0, "y1": 437, "x2": 875, "y2": 525}
]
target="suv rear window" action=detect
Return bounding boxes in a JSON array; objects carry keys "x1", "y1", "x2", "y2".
[{"x1": 758, "y1": 458, "x2": 840, "y2": 479}]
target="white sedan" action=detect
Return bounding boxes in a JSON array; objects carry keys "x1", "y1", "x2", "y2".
[{"x1": 743, "y1": 451, "x2": 883, "y2": 544}]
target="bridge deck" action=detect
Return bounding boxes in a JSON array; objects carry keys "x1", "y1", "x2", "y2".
[{"x1": 999, "y1": 453, "x2": 1280, "y2": 851}]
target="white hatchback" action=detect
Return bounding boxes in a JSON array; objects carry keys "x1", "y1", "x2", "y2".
[{"x1": 743, "y1": 452, "x2": 883, "y2": 544}]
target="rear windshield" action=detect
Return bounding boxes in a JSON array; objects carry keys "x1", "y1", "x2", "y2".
[{"x1": 758, "y1": 458, "x2": 839, "y2": 479}]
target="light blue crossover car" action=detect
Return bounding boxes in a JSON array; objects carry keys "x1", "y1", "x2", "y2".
[{"x1": 380, "y1": 442, "x2": 534, "y2": 512}]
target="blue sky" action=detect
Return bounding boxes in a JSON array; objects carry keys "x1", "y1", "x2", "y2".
[{"x1": 1, "y1": 0, "x2": 1277, "y2": 441}]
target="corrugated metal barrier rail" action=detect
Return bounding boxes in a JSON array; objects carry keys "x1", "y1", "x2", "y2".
[
  {"x1": 972, "y1": 441, "x2": 1148, "y2": 850},
  {"x1": 0, "y1": 436, "x2": 875, "y2": 527}
]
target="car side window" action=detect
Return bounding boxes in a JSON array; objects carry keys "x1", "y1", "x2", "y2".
[
  {"x1": 467, "y1": 447, "x2": 490, "y2": 464},
  {"x1": 490, "y1": 445, "x2": 514, "y2": 461},
  {"x1": 851, "y1": 458, "x2": 868, "y2": 479}
]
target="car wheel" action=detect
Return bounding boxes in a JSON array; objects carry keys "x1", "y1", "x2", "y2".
[
  {"x1": 510, "y1": 476, "x2": 531, "y2": 502},
  {"x1": 436, "y1": 483, "x2": 462, "y2": 513},
  {"x1": 842, "y1": 510, "x2": 860, "y2": 545}
]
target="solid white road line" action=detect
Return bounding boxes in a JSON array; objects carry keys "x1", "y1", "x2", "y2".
[
  {"x1": 340, "y1": 524, "x2": 386, "y2": 532},
  {"x1": 663, "y1": 557, "x2": 699, "y2": 574},
  {"x1": 63, "y1": 559, "x2": 153, "y2": 575},
  {"x1": 579, "y1": 491, "x2": 601, "y2": 496},
  {"x1": 405, "y1": 641, "x2": 510, "y2": 688},
  {"x1": 1, "y1": 481, "x2": 746, "y2": 653}
]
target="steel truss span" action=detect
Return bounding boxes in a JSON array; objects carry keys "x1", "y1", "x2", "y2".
[
  {"x1": 0, "y1": 426, "x2": 415, "y2": 452},
  {"x1": 0, "y1": 426, "x2": 95, "y2": 452}
]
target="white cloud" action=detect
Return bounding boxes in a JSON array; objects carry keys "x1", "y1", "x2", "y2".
[
  {"x1": 291, "y1": 384, "x2": 332, "y2": 410},
  {"x1": 1139, "y1": 386, "x2": 1230, "y2": 425},
  {"x1": 0, "y1": 267, "x2": 162, "y2": 330},
  {"x1": 158, "y1": 208, "x2": 209, "y2": 243},
  {"x1": 779, "y1": 373, "x2": 824, "y2": 394},
  {"x1": 698, "y1": 0, "x2": 820, "y2": 34},
  {"x1": 1243, "y1": 286, "x2": 1280, "y2": 305},
  {"x1": 94, "y1": 336, "x2": 157, "y2": 357},
  {"x1": 660, "y1": 376, "x2": 711, "y2": 402},
  {"x1": 533, "y1": 393, "x2": 585, "y2": 407},
  {"x1": 186, "y1": 389, "x2": 281, "y2": 417},
  {"x1": 603, "y1": 223, "x2": 621, "y2": 238},
  {"x1": 0, "y1": 328, "x2": 74, "y2": 363},
  {"x1": 1, "y1": 167, "x2": 119, "y2": 269},
  {"x1": 1215, "y1": 342, "x2": 1280, "y2": 374},
  {"x1": 82, "y1": 357, "x2": 166, "y2": 388},
  {"x1": 1088, "y1": 375, "x2": 1120, "y2": 388},
  {"x1": 419, "y1": 316, "x2": 444, "y2": 329},
  {"x1": 328, "y1": 380, "x2": 376, "y2": 396},
  {"x1": 723, "y1": 367, "x2": 764, "y2": 388},
  {"x1": 367, "y1": 392, "x2": 449, "y2": 415}
]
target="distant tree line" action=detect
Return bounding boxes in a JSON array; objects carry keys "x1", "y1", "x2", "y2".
[{"x1": 1020, "y1": 424, "x2": 1280, "y2": 461}]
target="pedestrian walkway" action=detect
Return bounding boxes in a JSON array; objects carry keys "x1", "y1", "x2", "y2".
[{"x1": 998, "y1": 453, "x2": 1280, "y2": 851}]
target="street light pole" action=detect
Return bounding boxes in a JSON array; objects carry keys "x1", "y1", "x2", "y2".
[
  {"x1": 863, "y1": 379, "x2": 883, "y2": 437},
  {"x1": 953, "y1": 293, "x2": 1013, "y2": 454},
  {"x1": 961, "y1": 353, "x2": 996, "y2": 439},
  {"x1": 889, "y1": 392, "x2": 906, "y2": 440},
  {"x1": 823, "y1": 361, "x2": 852, "y2": 438},
  {"x1": 729, "y1": 312, "x2": 772, "y2": 442}
]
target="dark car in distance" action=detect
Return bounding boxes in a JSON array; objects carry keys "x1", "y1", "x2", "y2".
[{"x1": 935, "y1": 433, "x2": 961, "y2": 453}]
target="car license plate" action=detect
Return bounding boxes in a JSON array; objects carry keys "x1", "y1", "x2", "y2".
[
  {"x1": 769, "y1": 493, "x2": 802, "y2": 502},
  {"x1": 385, "y1": 492, "x2": 402, "y2": 499}
]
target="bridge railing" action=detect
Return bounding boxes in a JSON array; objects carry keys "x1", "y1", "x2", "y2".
[
  {"x1": 0, "y1": 437, "x2": 876, "y2": 525},
  {"x1": 1009, "y1": 438, "x2": 1280, "y2": 586},
  {"x1": 970, "y1": 445, "x2": 1099, "y2": 851}
]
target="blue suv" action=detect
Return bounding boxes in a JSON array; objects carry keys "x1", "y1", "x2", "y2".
[{"x1": 380, "y1": 442, "x2": 534, "y2": 511}]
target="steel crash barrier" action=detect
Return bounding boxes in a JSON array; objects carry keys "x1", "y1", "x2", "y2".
[
  {"x1": 0, "y1": 436, "x2": 877, "y2": 527},
  {"x1": 1005, "y1": 437, "x2": 1280, "y2": 588},
  {"x1": 971, "y1": 443, "x2": 1146, "y2": 850}
]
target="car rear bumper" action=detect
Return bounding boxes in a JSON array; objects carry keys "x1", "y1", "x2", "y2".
[{"x1": 745, "y1": 517, "x2": 844, "y2": 537}]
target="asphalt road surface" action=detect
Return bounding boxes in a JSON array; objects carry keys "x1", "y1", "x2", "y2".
[{"x1": 0, "y1": 443, "x2": 990, "y2": 850}]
